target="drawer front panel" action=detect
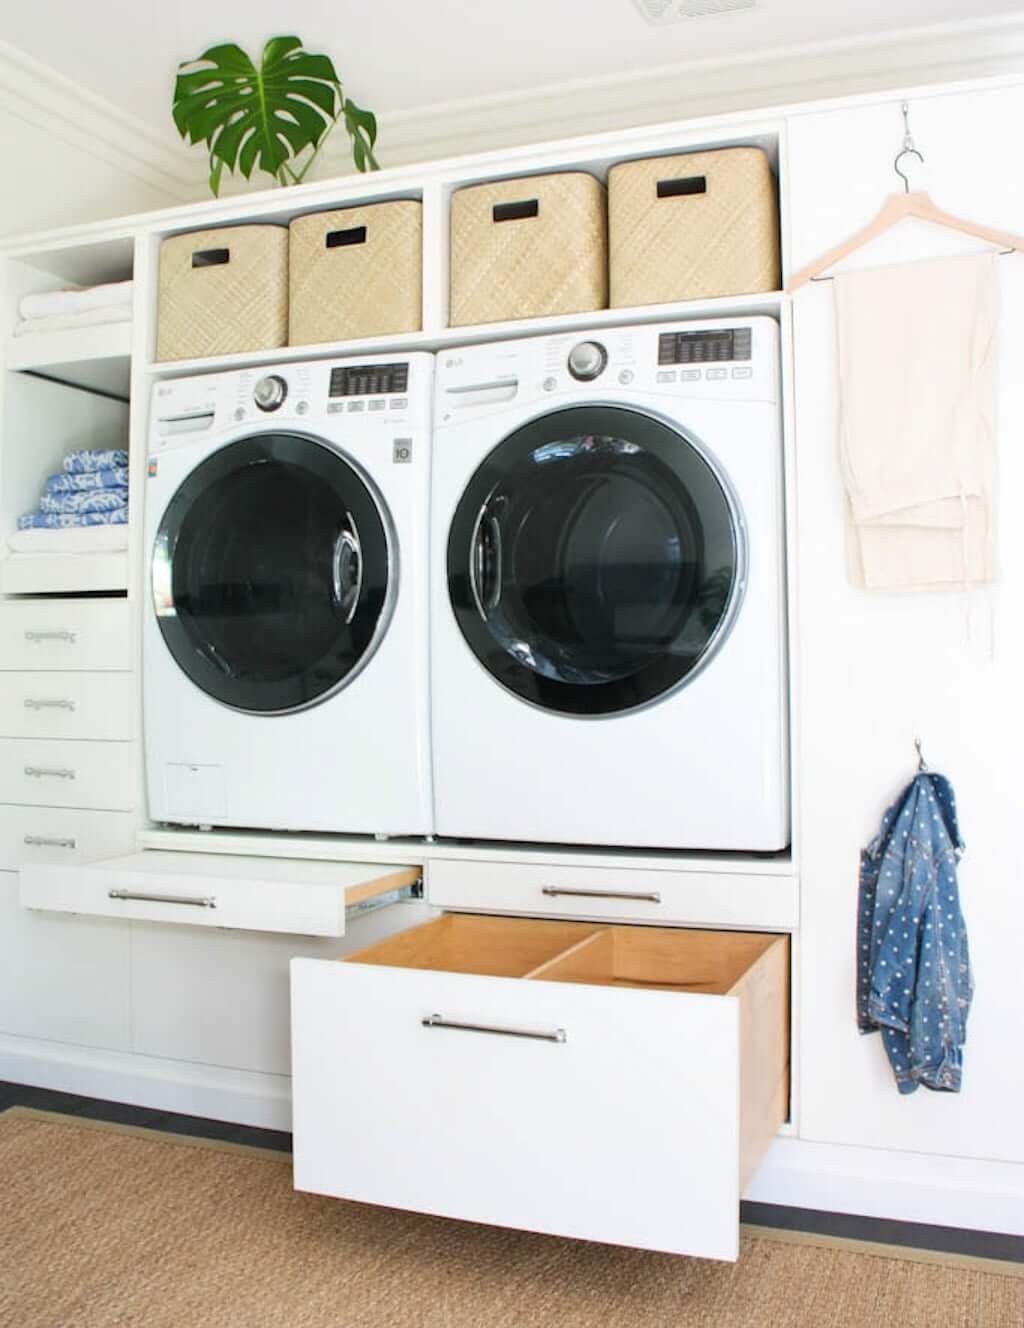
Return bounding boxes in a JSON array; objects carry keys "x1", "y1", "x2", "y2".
[
  {"x1": 20, "y1": 855, "x2": 418, "y2": 936},
  {"x1": 292, "y1": 957, "x2": 744, "y2": 1259},
  {"x1": 428, "y1": 858, "x2": 799, "y2": 930},
  {"x1": 0, "y1": 805, "x2": 136, "y2": 870},
  {"x1": 0, "y1": 739, "x2": 137, "y2": 811},
  {"x1": 0, "y1": 599, "x2": 131, "y2": 671},
  {"x1": 0, "y1": 672, "x2": 136, "y2": 741}
]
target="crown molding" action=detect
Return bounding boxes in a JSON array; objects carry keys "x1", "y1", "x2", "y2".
[
  {"x1": 304, "y1": 13, "x2": 1024, "y2": 179},
  {"x1": 5, "y1": 15, "x2": 1024, "y2": 208},
  {"x1": 0, "y1": 40, "x2": 196, "y2": 202}
]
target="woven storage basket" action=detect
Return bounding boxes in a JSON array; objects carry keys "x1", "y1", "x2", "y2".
[
  {"x1": 288, "y1": 201, "x2": 422, "y2": 345},
  {"x1": 449, "y1": 173, "x2": 607, "y2": 326},
  {"x1": 608, "y1": 147, "x2": 780, "y2": 307},
  {"x1": 156, "y1": 225, "x2": 288, "y2": 361}
]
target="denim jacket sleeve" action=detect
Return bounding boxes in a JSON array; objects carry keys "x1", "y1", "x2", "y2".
[{"x1": 857, "y1": 772, "x2": 973, "y2": 1094}]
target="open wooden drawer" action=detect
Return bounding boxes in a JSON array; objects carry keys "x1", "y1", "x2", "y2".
[{"x1": 291, "y1": 914, "x2": 789, "y2": 1260}]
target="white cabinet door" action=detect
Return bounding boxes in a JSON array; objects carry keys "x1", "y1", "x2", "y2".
[
  {"x1": 0, "y1": 869, "x2": 131, "y2": 1049},
  {"x1": 292, "y1": 915, "x2": 788, "y2": 1261},
  {"x1": 787, "y1": 82, "x2": 1024, "y2": 1163},
  {"x1": 130, "y1": 899, "x2": 432, "y2": 1075}
]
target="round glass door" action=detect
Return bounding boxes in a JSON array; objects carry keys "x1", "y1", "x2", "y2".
[
  {"x1": 152, "y1": 432, "x2": 393, "y2": 714},
  {"x1": 447, "y1": 406, "x2": 743, "y2": 717}
]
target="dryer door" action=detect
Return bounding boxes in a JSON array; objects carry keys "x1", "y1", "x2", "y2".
[
  {"x1": 152, "y1": 432, "x2": 393, "y2": 714},
  {"x1": 447, "y1": 406, "x2": 743, "y2": 717}
]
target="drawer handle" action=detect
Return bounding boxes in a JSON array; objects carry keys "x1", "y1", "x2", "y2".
[
  {"x1": 24, "y1": 630, "x2": 77, "y2": 644},
  {"x1": 24, "y1": 834, "x2": 76, "y2": 849},
  {"x1": 24, "y1": 766, "x2": 76, "y2": 780},
  {"x1": 108, "y1": 889, "x2": 218, "y2": 909},
  {"x1": 24, "y1": 698, "x2": 76, "y2": 711},
  {"x1": 540, "y1": 886, "x2": 662, "y2": 904},
  {"x1": 422, "y1": 1013, "x2": 566, "y2": 1044}
]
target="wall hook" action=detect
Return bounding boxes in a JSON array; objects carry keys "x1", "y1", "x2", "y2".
[
  {"x1": 893, "y1": 101, "x2": 925, "y2": 194},
  {"x1": 914, "y1": 736, "x2": 928, "y2": 772}
]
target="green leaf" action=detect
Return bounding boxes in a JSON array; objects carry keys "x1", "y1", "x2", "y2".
[
  {"x1": 343, "y1": 97, "x2": 380, "y2": 173},
  {"x1": 172, "y1": 35, "x2": 371, "y2": 194}
]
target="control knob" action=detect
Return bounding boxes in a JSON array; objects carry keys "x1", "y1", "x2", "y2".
[
  {"x1": 567, "y1": 340, "x2": 608, "y2": 381},
  {"x1": 254, "y1": 374, "x2": 288, "y2": 412}
]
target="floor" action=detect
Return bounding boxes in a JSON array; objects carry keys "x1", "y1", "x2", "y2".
[{"x1": 2, "y1": 1078, "x2": 1022, "y2": 1265}]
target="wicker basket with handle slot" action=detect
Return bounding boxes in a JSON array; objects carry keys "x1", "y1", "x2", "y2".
[
  {"x1": 449, "y1": 173, "x2": 607, "y2": 327},
  {"x1": 608, "y1": 147, "x2": 780, "y2": 307},
  {"x1": 289, "y1": 200, "x2": 423, "y2": 346},
  {"x1": 156, "y1": 225, "x2": 289, "y2": 362}
]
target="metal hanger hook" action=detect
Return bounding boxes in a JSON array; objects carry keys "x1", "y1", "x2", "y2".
[
  {"x1": 894, "y1": 101, "x2": 925, "y2": 193},
  {"x1": 914, "y1": 737, "x2": 928, "y2": 772}
]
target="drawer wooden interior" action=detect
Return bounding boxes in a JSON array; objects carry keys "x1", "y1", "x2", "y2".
[
  {"x1": 344, "y1": 914, "x2": 604, "y2": 977},
  {"x1": 528, "y1": 925, "x2": 781, "y2": 993}
]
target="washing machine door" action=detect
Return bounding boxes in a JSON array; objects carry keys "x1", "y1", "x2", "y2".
[
  {"x1": 152, "y1": 432, "x2": 393, "y2": 714},
  {"x1": 447, "y1": 405, "x2": 743, "y2": 717}
]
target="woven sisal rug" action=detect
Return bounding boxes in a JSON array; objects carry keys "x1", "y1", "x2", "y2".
[{"x1": 0, "y1": 1106, "x2": 1020, "y2": 1327}]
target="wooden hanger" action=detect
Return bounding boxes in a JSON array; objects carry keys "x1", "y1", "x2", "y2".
[{"x1": 787, "y1": 103, "x2": 1024, "y2": 292}]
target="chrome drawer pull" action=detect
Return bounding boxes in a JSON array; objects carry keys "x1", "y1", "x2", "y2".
[
  {"x1": 541, "y1": 886, "x2": 662, "y2": 904},
  {"x1": 24, "y1": 630, "x2": 77, "y2": 644},
  {"x1": 24, "y1": 766, "x2": 76, "y2": 780},
  {"x1": 24, "y1": 698, "x2": 76, "y2": 711},
  {"x1": 422, "y1": 1013, "x2": 566, "y2": 1044},
  {"x1": 108, "y1": 888, "x2": 217, "y2": 909},
  {"x1": 24, "y1": 834, "x2": 76, "y2": 849}
]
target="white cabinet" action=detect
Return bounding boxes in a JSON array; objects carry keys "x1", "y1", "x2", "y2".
[
  {"x1": 131, "y1": 898, "x2": 431, "y2": 1076},
  {"x1": 0, "y1": 869, "x2": 131, "y2": 1049},
  {"x1": 787, "y1": 83, "x2": 1024, "y2": 1164},
  {"x1": 293, "y1": 914, "x2": 788, "y2": 1261}
]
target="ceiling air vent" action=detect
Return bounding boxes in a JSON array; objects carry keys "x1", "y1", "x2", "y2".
[{"x1": 633, "y1": 0, "x2": 755, "y2": 23}]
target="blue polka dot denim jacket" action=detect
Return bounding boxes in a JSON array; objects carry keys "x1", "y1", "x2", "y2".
[{"x1": 857, "y1": 772, "x2": 973, "y2": 1094}]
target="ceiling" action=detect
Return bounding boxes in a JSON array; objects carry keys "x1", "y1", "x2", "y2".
[{"x1": 4, "y1": 0, "x2": 1023, "y2": 134}]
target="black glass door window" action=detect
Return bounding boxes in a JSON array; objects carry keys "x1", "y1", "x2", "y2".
[
  {"x1": 447, "y1": 406, "x2": 741, "y2": 716},
  {"x1": 153, "y1": 433, "x2": 392, "y2": 713}
]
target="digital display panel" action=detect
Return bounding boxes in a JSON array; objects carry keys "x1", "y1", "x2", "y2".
[
  {"x1": 329, "y1": 363, "x2": 410, "y2": 397},
  {"x1": 657, "y1": 329, "x2": 752, "y2": 366}
]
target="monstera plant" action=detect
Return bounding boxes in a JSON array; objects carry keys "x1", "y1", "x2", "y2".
[{"x1": 172, "y1": 36, "x2": 379, "y2": 196}]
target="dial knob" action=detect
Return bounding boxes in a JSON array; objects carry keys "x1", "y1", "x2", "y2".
[
  {"x1": 567, "y1": 341, "x2": 608, "y2": 382},
  {"x1": 253, "y1": 374, "x2": 288, "y2": 412}
]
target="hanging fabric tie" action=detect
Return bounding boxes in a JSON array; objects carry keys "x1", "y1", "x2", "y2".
[{"x1": 857, "y1": 747, "x2": 973, "y2": 1094}]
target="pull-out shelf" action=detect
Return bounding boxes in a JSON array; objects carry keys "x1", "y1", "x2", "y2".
[
  {"x1": 292, "y1": 913, "x2": 789, "y2": 1260},
  {"x1": 20, "y1": 850, "x2": 421, "y2": 936}
]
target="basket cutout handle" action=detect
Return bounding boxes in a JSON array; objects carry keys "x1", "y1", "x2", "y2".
[
  {"x1": 492, "y1": 199, "x2": 539, "y2": 223},
  {"x1": 191, "y1": 248, "x2": 230, "y2": 268},
  {"x1": 326, "y1": 225, "x2": 368, "y2": 248},
  {"x1": 656, "y1": 176, "x2": 707, "y2": 198}
]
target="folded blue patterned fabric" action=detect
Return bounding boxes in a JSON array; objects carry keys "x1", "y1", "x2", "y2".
[
  {"x1": 45, "y1": 467, "x2": 129, "y2": 494},
  {"x1": 18, "y1": 508, "x2": 129, "y2": 529},
  {"x1": 39, "y1": 488, "x2": 128, "y2": 515},
  {"x1": 63, "y1": 448, "x2": 129, "y2": 474}
]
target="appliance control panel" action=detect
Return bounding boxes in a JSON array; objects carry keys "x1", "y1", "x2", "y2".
[
  {"x1": 151, "y1": 356, "x2": 427, "y2": 452},
  {"x1": 435, "y1": 317, "x2": 779, "y2": 423}
]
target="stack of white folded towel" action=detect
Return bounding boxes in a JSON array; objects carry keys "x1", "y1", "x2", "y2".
[
  {"x1": 14, "y1": 280, "x2": 133, "y2": 337},
  {"x1": 10, "y1": 449, "x2": 130, "y2": 555}
]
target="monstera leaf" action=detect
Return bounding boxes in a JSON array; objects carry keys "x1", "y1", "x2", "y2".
[{"x1": 173, "y1": 36, "x2": 379, "y2": 195}]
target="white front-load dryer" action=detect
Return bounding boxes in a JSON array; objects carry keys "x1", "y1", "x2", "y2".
[
  {"x1": 431, "y1": 318, "x2": 788, "y2": 851},
  {"x1": 144, "y1": 354, "x2": 432, "y2": 835}
]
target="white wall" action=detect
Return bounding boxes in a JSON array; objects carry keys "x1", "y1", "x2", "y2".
[
  {"x1": 788, "y1": 82, "x2": 1024, "y2": 1164},
  {"x1": 0, "y1": 44, "x2": 190, "y2": 239}
]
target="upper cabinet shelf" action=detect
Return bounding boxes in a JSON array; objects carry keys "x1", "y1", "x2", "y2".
[
  {"x1": 145, "y1": 290, "x2": 784, "y2": 380},
  {"x1": 6, "y1": 322, "x2": 132, "y2": 397}
]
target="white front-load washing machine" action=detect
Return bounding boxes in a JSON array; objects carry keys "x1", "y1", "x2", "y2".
[
  {"x1": 431, "y1": 318, "x2": 788, "y2": 851},
  {"x1": 144, "y1": 353, "x2": 432, "y2": 835}
]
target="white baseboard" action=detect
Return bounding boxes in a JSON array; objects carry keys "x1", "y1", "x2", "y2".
[
  {"x1": 5, "y1": 1034, "x2": 1023, "y2": 1237},
  {"x1": 0, "y1": 1033, "x2": 292, "y2": 1131},
  {"x1": 748, "y1": 1136, "x2": 1024, "y2": 1237}
]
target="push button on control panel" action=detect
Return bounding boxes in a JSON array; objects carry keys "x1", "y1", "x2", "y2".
[{"x1": 706, "y1": 368, "x2": 728, "y2": 381}]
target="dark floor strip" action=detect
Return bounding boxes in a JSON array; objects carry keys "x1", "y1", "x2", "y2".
[{"x1": 2, "y1": 1080, "x2": 1021, "y2": 1264}]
